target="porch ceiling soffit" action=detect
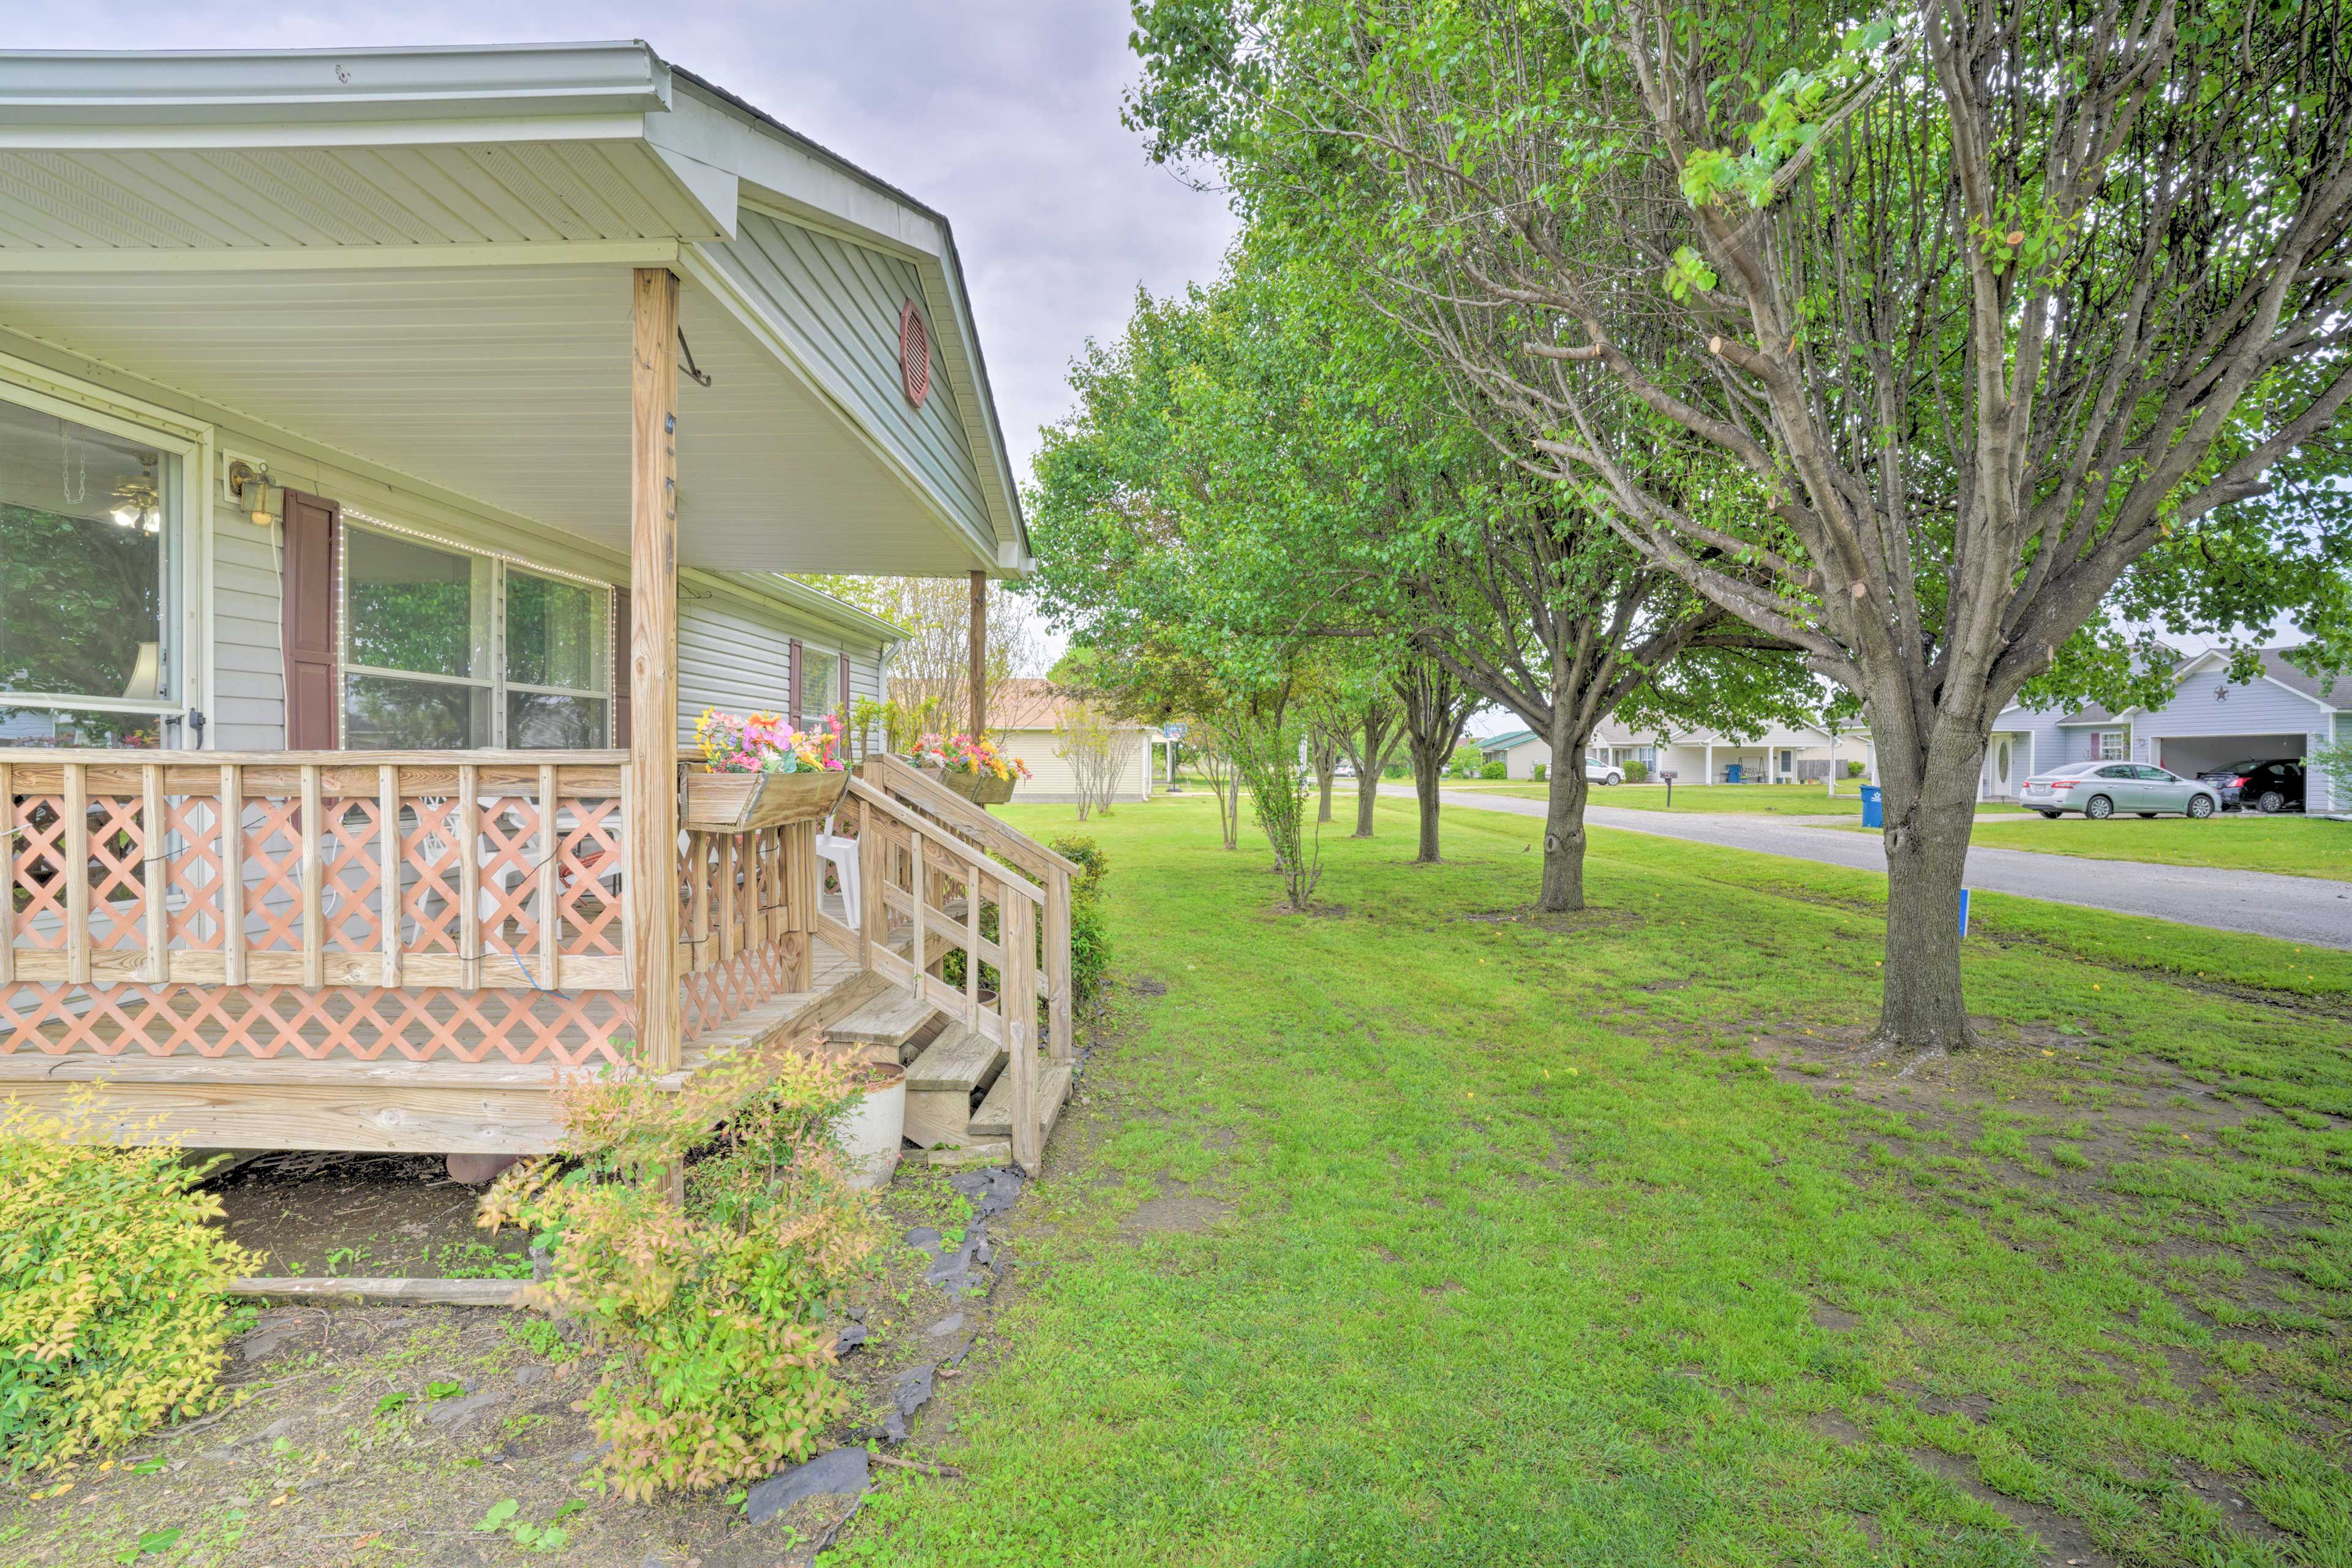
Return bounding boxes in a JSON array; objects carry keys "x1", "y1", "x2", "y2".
[{"x1": 0, "y1": 263, "x2": 987, "y2": 576}]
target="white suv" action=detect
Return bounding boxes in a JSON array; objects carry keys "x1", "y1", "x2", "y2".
[{"x1": 1586, "y1": 760, "x2": 1624, "y2": 786}]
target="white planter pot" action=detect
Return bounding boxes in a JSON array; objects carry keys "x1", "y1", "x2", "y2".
[{"x1": 839, "y1": 1069, "x2": 907, "y2": 1191}]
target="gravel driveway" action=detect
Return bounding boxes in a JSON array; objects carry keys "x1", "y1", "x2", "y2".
[{"x1": 1386, "y1": 785, "x2": 2352, "y2": 949}]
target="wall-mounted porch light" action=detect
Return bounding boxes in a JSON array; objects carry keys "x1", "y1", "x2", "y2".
[{"x1": 226, "y1": 457, "x2": 275, "y2": 526}]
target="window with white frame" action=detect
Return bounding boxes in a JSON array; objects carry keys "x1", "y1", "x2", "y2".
[
  {"x1": 2097, "y1": 729, "x2": 2127, "y2": 761},
  {"x1": 799, "y1": 647, "x2": 840, "y2": 723},
  {"x1": 0, "y1": 391, "x2": 184, "y2": 748},
  {"x1": 341, "y1": 521, "x2": 610, "y2": 750}
]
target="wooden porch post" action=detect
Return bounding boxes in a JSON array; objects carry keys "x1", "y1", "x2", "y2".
[
  {"x1": 628, "y1": 268, "x2": 683, "y2": 1072},
  {"x1": 968, "y1": 568, "x2": 987, "y2": 738}
]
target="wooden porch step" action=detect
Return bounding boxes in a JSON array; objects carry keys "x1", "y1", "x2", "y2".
[
  {"x1": 967, "y1": 1058, "x2": 1075, "y2": 1146},
  {"x1": 825, "y1": 986, "x2": 937, "y2": 1050},
  {"x1": 902, "y1": 1023, "x2": 1006, "y2": 1149}
]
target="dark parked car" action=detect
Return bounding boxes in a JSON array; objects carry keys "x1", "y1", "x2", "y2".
[{"x1": 2194, "y1": 758, "x2": 2305, "y2": 813}]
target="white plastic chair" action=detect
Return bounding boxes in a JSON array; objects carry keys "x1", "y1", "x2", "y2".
[{"x1": 812, "y1": 813, "x2": 861, "y2": 925}]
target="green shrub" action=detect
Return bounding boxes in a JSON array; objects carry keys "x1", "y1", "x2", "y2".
[
  {"x1": 481, "y1": 1052, "x2": 876, "y2": 1499},
  {"x1": 1623, "y1": 759, "x2": 1649, "y2": 783},
  {"x1": 1530, "y1": 763, "x2": 1547, "y2": 780},
  {"x1": 1479, "y1": 760, "x2": 1507, "y2": 780},
  {"x1": 1845, "y1": 760, "x2": 1868, "y2": 778},
  {"x1": 0, "y1": 1095, "x2": 255, "y2": 1472},
  {"x1": 1381, "y1": 760, "x2": 1409, "y2": 779},
  {"x1": 1049, "y1": 835, "x2": 1114, "y2": 1005}
]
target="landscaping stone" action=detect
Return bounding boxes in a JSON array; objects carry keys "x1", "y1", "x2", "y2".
[
  {"x1": 884, "y1": 1363, "x2": 937, "y2": 1442},
  {"x1": 949, "y1": 1165, "x2": 1025, "y2": 1219},
  {"x1": 745, "y1": 1446, "x2": 870, "y2": 1526},
  {"x1": 925, "y1": 1311, "x2": 966, "y2": 1338},
  {"x1": 834, "y1": 1321, "x2": 869, "y2": 1354},
  {"x1": 925, "y1": 1223, "x2": 992, "y2": 1292}
]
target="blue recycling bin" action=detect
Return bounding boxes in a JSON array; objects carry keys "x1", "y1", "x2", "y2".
[
  {"x1": 1723, "y1": 762, "x2": 1743, "y2": 784},
  {"x1": 1860, "y1": 785, "x2": 1883, "y2": 828}
]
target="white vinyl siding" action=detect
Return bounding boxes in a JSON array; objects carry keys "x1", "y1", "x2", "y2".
[
  {"x1": 704, "y1": 210, "x2": 990, "y2": 541},
  {"x1": 999, "y1": 727, "x2": 1154, "y2": 803},
  {"x1": 676, "y1": 581, "x2": 891, "y2": 747}
]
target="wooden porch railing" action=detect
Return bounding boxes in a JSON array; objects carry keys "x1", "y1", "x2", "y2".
[
  {"x1": 844, "y1": 755, "x2": 1082, "y2": 1167},
  {"x1": 0, "y1": 749, "x2": 832, "y2": 1076},
  {"x1": 816, "y1": 774, "x2": 1044, "y2": 1164},
  {"x1": 860, "y1": 754, "x2": 1080, "y2": 1056}
]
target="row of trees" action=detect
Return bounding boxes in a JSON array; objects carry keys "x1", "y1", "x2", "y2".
[{"x1": 1030, "y1": 0, "x2": 2351, "y2": 1050}]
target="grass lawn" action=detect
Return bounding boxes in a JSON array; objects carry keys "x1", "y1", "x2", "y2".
[
  {"x1": 1967, "y1": 813, "x2": 2352, "y2": 882},
  {"x1": 836, "y1": 794, "x2": 2352, "y2": 1567},
  {"x1": 1449, "y1": 780, "x2": 2030, "y2": 815}
]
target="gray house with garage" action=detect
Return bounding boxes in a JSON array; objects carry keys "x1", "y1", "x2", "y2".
[{"x1": 1981, "y1": 647, "x2": 2344, "y2": 812}]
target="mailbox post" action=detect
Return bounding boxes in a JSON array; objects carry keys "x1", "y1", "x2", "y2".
[{"x1": 1659, "y1": 769, "x2": 1678, "y2": 807}]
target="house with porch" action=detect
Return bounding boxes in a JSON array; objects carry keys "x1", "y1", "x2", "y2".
[
  {"x1": 1585, "y1": 718, "x2": 1878, "y2": 786},
  {"x1": 0, "y1": 42, "x2": 1079, "y2": 1173},
  {"x1": 1982, "y1": 647, "x2": 2345, "y2": 810}
]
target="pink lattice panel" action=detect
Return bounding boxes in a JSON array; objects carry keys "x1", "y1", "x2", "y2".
[
  {"x1": 681, "y1": 939, "x2": 791, "y2": 1041},
  {"x1": 0, "y1": 980, "x2": 630, "y2": 1065},
  {"x1": 9, "y1": 796, "x2": 67, "y2": 951},
  {"x1": 86, "y1": 796, "x2": 149, "y2": 951},
  {"x1": 322, "y1": 799, "x2": 385, "y2": 952},
  {"x1": 242, "y1": 797, "x2": 304, "y2": 952},
  {"x1": 164, "y1": 795, "x2": 224, "y2": 950},
  {"x1": 556, "y1": 799, "x2": 622, "y2": 956},
  {"x1": 477, "y1": 796, "x2": 544, "y2": 961},
  {"x1": 401, "y1": 799, "x2": 464, "y2": 954}
]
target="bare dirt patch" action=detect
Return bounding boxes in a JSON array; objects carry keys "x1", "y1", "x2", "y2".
[
  {"x1": 213, "y1": 1151, "x2": 527, "y2": 1278},
  {"x1": 1905, "y1": 1446, "x2": 2119, "y2": 1567}
]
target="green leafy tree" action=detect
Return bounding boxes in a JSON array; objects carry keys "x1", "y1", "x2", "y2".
[{"x1": 1131, "y1": 0, "x2": 2352, "y2": 1047}]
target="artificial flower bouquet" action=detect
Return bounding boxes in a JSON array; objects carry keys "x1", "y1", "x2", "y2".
[
  {"x1": 910, "y1": 732, "x2": 1030, "y2": 804},
  {"x1": 695, "y1": 707, "x2": 846, "y2": 774},
  {"x1": 682, "y1": 708, "x2": 850, "y2": 831}
]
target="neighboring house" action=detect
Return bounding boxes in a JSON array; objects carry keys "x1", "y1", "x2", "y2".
[
  {"x1": 0, "y1": 42, "x2": 1087, "y2": 1172},
  {"x1": 1586, "y1": 719, "x2": 1878, "y2": 786},
  {"x1": 1478, "y1": 728, "x2": 1549, "y2": 779},
  {"x1": 981, "y1": 679, "x2": 1155, "y2": 804},
  {"x1": 1986, "y1": 647, "x2": 2345, "y2": 810}
]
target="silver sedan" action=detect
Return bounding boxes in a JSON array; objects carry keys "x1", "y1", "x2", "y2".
[{"x1": 2018, "y1": 763, "x2": 2220, "y2": 820}]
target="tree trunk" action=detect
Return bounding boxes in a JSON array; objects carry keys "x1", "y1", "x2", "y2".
[
  {"x1": 1224, "y1": 772, "x2": 1242, "y2": 850},
  {"x1": 1408, "y1": 737, "x2": 1446, "y2": 862},
  {"x1": 1316, "y1": 762, "x2": 1335, "y2": 824},
  {"x1": 1872, "y1": 726, "x2": 1987, "y2": 1051},
  {"x1": 1355, "y1": 771, "x2": 1379, "y2": 837},
  {"x1": 1537, "y1": 757, "x2": 1590, "y2": 911}
]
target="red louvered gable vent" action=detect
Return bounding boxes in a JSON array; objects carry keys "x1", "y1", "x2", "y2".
[{"x1": 899, "y1": 300, "x2": 931, "y2": 409}]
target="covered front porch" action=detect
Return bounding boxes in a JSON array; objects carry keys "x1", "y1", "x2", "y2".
[{"x1": 0, "y1": 45, "x2": 1072, "y2": 1170}]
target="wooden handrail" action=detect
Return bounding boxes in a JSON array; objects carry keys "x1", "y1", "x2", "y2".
[
  {"x1": 862, "y1": 755, "x2": 1080, "y2": 878},
  {"x1": 843, "y1": 776, "x2": 1043, "y2": 904},
  {"x1": 858, "y1": 754, "x2": 1075, "y2": 1072}
]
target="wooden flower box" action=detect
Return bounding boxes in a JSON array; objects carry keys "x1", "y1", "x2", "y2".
[
  {"x1": 680, "y1": 766, "x2": 849, "y2": 832},
  {"x1": 928, "y1": 765, "x2": 1015, "y2": 805}
]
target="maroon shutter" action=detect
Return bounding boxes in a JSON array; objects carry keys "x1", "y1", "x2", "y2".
[
  {"x1": 787, "y1": 638, "x2": 804, "y2": 730},
  {"x1": 838, "y1": 654, "x2": 850, "y2": 718},
  {"x1": 611, "y1": 587, "x2": 632, "y2": 747},
  {"x1": 280, "y1": 490, "x2": 340, "y2": 749}
]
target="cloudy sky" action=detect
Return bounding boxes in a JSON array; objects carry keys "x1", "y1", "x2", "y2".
[{"x1": 1, "y1": 2, "x2": 1240, "y2": 480}]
